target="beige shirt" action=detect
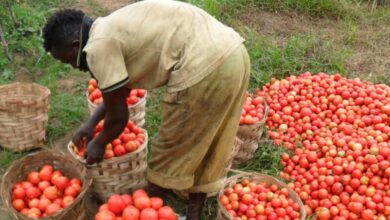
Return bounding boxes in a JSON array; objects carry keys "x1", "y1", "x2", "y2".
[{"x1": 83, "y1": 0, "x2": 244, "y2": 93}]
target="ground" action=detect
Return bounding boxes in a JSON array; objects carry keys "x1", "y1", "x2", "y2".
[{"x1": 0, "y1": 0, "x2": 389, "y2": 219}]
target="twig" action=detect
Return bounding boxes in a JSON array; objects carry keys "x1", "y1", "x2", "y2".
[
  {"x1": 0, "y1": 24, "x2": 12, "y2": 61},
  {"x1": 5, "y1": 0, "x2": 18, "y2": 27}
]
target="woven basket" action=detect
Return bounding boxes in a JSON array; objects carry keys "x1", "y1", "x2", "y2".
[
  {"x1": 0, "y1": 82, "x2": 50, "y2": 151},
  {"x1": 217, "y1": 170, "x2": 306, "y2": 220},
  {"x1": 236, "y1": 99, "x2": 269, "y2": 142},
  {"x1": 68, "y1": 131, "x2": 149, "y2": 201},
  {"x1": 234, "y1": 99, "x2": 269, "y2": 164},
  {"x1": 0, "y1": 150, "x2": 92, "y2": 220},
  {"x1": 86, "y1": 92, "x2": 147, "y2": 127}
]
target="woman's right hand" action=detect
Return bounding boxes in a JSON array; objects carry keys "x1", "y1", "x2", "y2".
[{"x1": 72, "y1": 123, "x2": 95, "y2": 147}]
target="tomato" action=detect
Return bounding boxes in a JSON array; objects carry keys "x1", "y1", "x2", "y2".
[
  {"x1": 44, "y1": 186, "x2": 58, "y2": 200},
  {"x1": 45, "y1": 203, "x2": 62, "y2": 215},
  {"x1": 27, "y1": 208, "x2": 41, "y2": 219},
  {"x1": 12, "y1": 199, "x2": 25, "y2": 211},
  {"x1": 133, "y1": 189, "x2": 148, "y2": 199},
  {"x1": 150, "y1": 197, "x2": 163, "y2": 210},
  {"x1": 95, "y1": 210, "x2": 116, "y2": 220},
  {"x1": 64, "y1": 185, "x2": 78, "y2": 197},
  {"x1": 38, "y1": 197, "x2": 51, "y2": 212},
  {"x1": 125, "y1": 141, "x2": 138, "y2": 153},
  {"x1": 61, "y1": 196, "x2": 75, "y2": 208},
  {"x1": 13, "y1": 187, "x2": 25, "y2": 199},
  {"x1": 89, "y1": 79, "x2": 98, "y2": 88},
  {"x1": 134, "y1": 196, "x2": 152, "y2": 210},
  {"x1": 39, "y1": 168, "x2": 53, "y2": 182},
  {"x1": 28, "y1": 198, "x2": 40, "y2": 208},
  {"x1": 53, "y1": 176, "x2": 69, "y2": 190},
  {"x1": 107, "y1": 194, "x2": 126, "y2": 214},
  {"x1": 121, "y1": 194, "x2": 133, "y2": 206},
  {"x1": 140, "y1": 208, "x2": 158, "y2": 220},
  {"x1": 25, "y1": 187, "x2": 41, "y2": 200},
  {"x1": 122, "y1": 205, "x2": 140, "y2": 220},
  {"x1": 28, "y1": 171, "x2": 41, "y2": 185},
  {"x1": 114, "y1": 145, "x2": 127, "y2": 156}
]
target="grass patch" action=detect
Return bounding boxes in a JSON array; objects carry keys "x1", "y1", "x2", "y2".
[{"x1": 244, "y1": 31, "x2": 349, "y2": 89}]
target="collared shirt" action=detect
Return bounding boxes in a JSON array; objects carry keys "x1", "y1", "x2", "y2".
[{"x1": 81, "y1": 0, "x2": 244, "y2": 93}]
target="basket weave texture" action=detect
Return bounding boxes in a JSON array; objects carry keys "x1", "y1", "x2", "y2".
[
  {"x1": 86, "y1": 92, "x2": 146, "y2": 127},
  {"x1": 0, "y1": 82, "x2": 50, "y2": 151},
  {"x1": 234, "y1": 100, "x2": 269, "y2": 163},
  {"x1": 217, "y1": 171, "x2": 306, "y2": 220},
  {"x1": 68, "y1": 131, "x2": 149, "y2": 201},
  {"x1": 0, "y1": 150, "x2": 92, "y2": 220}
]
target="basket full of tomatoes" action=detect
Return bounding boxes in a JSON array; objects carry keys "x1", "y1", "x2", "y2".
[
  {"x1": 233, "y1": 93, "x2": 268, "y2": 165},
  {"x1": 87, "y1": 79, "x2": 147, "y2": 127},
  {"x1": 0, "y1": 150, "x2": 92, "y2": 220},
  {"x1": 95, "y1": 190, "x2": 178, "y2": 220},
  {"x1": 68, "y1": 119, "x2": 148, "y2": 201},
  {"x1": 217, "y1": 171, "x2": 306, "y2": 220}
]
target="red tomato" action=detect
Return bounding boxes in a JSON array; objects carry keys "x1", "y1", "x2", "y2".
[
  {"x1": 13, "y1": 187, "x2": 25, "y2": 199},
  {"x1": 140, "y1": 208, "x2": 158, "y2": 220},
  {"x1": 122, "y1": 205, "x2": 140, "y2": 220},
  {"x1": 150, "y1": 197, "x2": 163, "y2": 210},
  {"x1": 28, "y1": 171, "x2": 41, "y2": 185},
  {"x1": 134, "y1": 196, "x2": 152, "y2": 210},
  {"x1": 64, "y1": 186, "x2": 78, "y2": 197},
  {"x1": 28, "y1": 198, "x2": 40, "y2": 208},
  {"x1": 121, "y1": 194, "x2": 133, "y2": 206},
  {"x1": 61, "y1": 196, "x2": 75, "y2": 208},
  {"x1": 114, "y1": 145, "x2": 127, "y2": 156},
  {"x1": 107, "y1": 194, "x2": 126, "y2": 214},
  {"x1": 45, "y1": 203, "x2": 62, "y2": 215},
  {"x1": 38, "y1": 197, "x2": 51, "y2": 212},
  {"x1": 89, "y1": 79, "x2": 98, "y2": 88},
  {"x1": 125, "y1": 141, "x2": 138, "y2": 153},
  {"x1": 53, "y1": 176, "x2": 69, "y2": 191},
  {"x1": 95, "y1": 210, "x2": 116, "y2": 220},
  {"x1": 25, "y1": 186, "x2": 41, "y2": 200},
  {"x1": 44, "y1": 186, "x2": 58, "y2": 200},
  {"x1": 133, "y1": 189, "x2": 148, "y2": 199},
  {"x1": 12, "y1": 199, "x2": 25, "y2": 211}
]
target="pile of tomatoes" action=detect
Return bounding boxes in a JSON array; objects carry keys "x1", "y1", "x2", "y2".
[
  {"x1": 219, "y1": 178, "x2": 302, "y2": 220},
  {"x1": 11, "y1": 165, "x2": 82, "y2": 219},
  {"x1": 95, "y1": 190, "x2": 177, "y2": 220},
  {"x1": 239, "y1": 92, "x2": 266, "y2": 125},
  {"x1": 260, "y1": 72, "x2": 390, "y2": 219},
  {"x1": 88, "y1": 79, "x2": 147, "y2": 106},
  {"x1": 74, "y1": 120, "x2": 146, "y2": 160}
]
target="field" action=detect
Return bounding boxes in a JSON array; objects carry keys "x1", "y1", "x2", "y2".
[{"x1": 0, "y1": 0, "x2": 389, "y2": 219}]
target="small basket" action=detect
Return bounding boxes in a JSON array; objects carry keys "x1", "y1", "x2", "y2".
[
  {"x1": 86, "y1": 92, "x2": 147, "y2": 127},
  {"x1": 0, "y1": 82, "x2": 50, "y2": 151},
  {"x1": 0, "y1": 150, "x2": 92, "y2": 220},
  {"x1": 68, "y1": 131, "x2": 149, "y2": 201},
  {"x1": 217, "y1": 170, "x2": 306, "y2": 220},
  {"x1": 234, "y1": 99, "x2": 268, "y2": 164},
  {"x1": 236, "y1": 98, "x2": 269, "y2": 142}
]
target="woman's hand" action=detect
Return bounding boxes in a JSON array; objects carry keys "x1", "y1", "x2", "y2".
[{"x1": 72, "y1": 123, "x2": 95, "y2": 147}]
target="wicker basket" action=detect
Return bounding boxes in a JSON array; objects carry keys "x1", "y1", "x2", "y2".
[
  {"x1": 0, "y1": 150, "x2": 92, "y2": 220},
  {"x1": 236, "y1": 99, "x2": 269, "y2": 142},
  {"x1": 234, "y1": 99, "x2": 269, "y2": 164},
  {"x1": 86, "y1": 92, "x2": 147, "y2": 127},
  {"x1": 217, "y1": 170, "x2": 306, "y2": 220},
  {"x1": 0, "y1": 82, "x2": 50, "y2": 151},
  {"x1": 68, "y1": 131, "x2": 149, "y2": 201}
]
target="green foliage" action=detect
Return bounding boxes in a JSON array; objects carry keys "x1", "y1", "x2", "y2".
[{"x1": 245, "y1": 31, "x2": 349, "y2": 88}]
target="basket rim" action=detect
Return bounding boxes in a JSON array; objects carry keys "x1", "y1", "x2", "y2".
[
  {"x1": 217, "y1": 171, "x2": 306, "y2": 220},
  {"x1": 67, "y1": 130, "x2": 148, "y2": 166},
  {"x1": 0, "y1": 149, "x2": 92, "y2": 220},
  {"x1": 0, "y1": 82, "x2": 51, "y2": 104},
  {"x1": 85, "y1": 90, "x2": 147, "y2": 109}
]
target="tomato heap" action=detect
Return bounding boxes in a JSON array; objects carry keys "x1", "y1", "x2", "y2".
[
  {"x1": 260, "y1": 72, "x2": 390, "y2": 219},
  {"x1": 74, "y1": 120, "x2": 146, "y2": 159},
  {"x1": 239, "y1": 92, "x2": 266, "y2": 125},
  {"x1": 11, "y1": 165, "x2": 82, "y2": 219},
  {"x1": 88, "y1": 79, "x2": 147, "y2": 106},
  {"x1": 220, "y1": 178, "x2": 302, "y2": 220},
  {"x1": 95, "y1": 190, "x2": 177, "y2": 220}
]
